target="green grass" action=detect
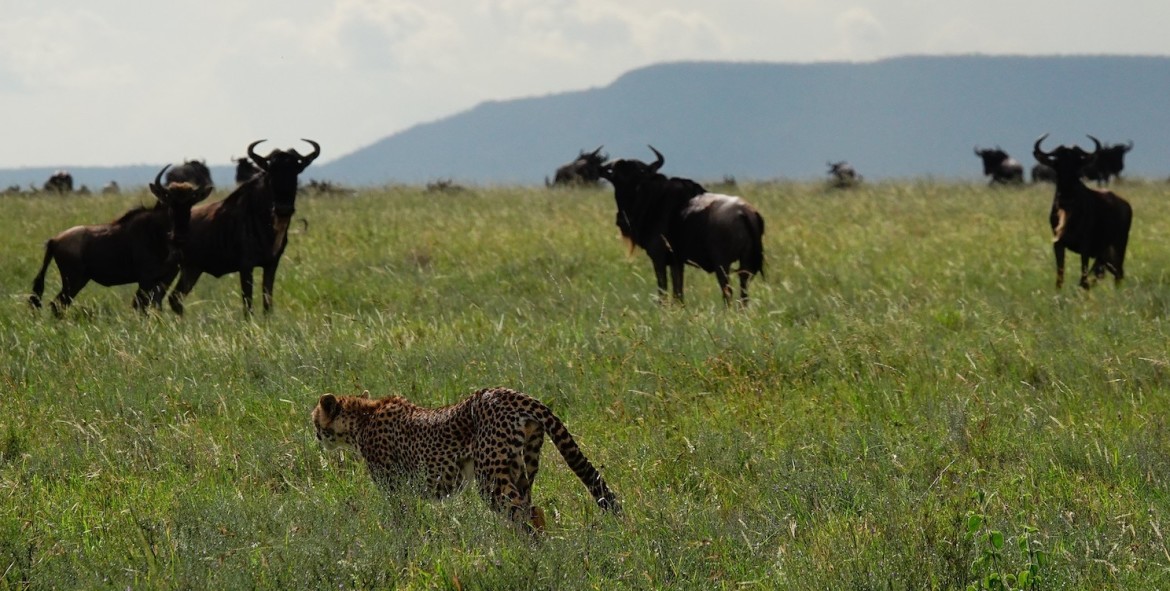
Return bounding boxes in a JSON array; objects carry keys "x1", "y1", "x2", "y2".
[{"x1": 3, "y1": 179, "x2": 1170, "y2": 589}]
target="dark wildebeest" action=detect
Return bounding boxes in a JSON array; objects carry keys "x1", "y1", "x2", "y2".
[
  {"x1": 101, "y1": 180, "x2": 121, "y2": 194},
  {"x1": 28, "y1": 166, "x2": 212, "y2": 315},
  {"x1": 234, "y1": 157, "x2": 260, "y2": 184},
  {"x1": 827, "y1": 161, "x2": 861, "y2": 189},
  {"x1": 1033, "y1": 134, "x2": 1132, "y2": 289},
  {"x1": 599, "y1": 146, "x2": 765, "y2": 306},
  {"x1": 1081, "y1": 136, "x2": 1133, "y2": 186},
  {"x1": 165, "y1": 159, "x2": 214, "y2": 189},
  {"x1": 1031, "y1": 163, "x2": 1057, "y2": 184},
  {"x1": 974, "y1": 146, "x2": 1024, "y2": 185},
  {"x1": 548, "y1": 146, "x2": 607, "y2": 187},
  {"x1": 43, "y1": 171, "x2": 74, "y2": 193},
  {"x1": 166, "y1": 139, "x2": 320, "y2": 315}
]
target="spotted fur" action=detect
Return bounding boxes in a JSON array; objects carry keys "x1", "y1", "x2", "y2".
[{"x1": 312, "y1": 387, "x2": 619, "y2": 530}]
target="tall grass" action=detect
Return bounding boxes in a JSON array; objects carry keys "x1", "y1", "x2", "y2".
[{"x1": 2, "y1": 179, "x2": 1170, "y2": 589}]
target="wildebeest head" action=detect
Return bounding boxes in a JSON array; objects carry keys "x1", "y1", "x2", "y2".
[
  {"x1": 165, "y1": 160, "x2": 213, "y2": 189},
  {"x1": 148, "y1": 165, "x2": 213, "y2": 262},
  {"x1": 1081, "y1": 136, "x2": 1133, "y2": 185},
  {"x1": 43, "y1": 170, "x2": 73, "y2": 193},
  {"x1": 246, "y1": 138, "x2": 321, "y2": 216},
  {"x1": 1033, "y1": 134, "x2": 1098, "y2": 182},
  {"x1": 599, "y1": 146, "x2": 668, "y2": 239},
  {"x1": 550, "y1": 146, "x2": 609, "y2": 186},
  {"x1": 571, "y1": 146, "x2": 608, "y2": 180},
  {"x1": 234, "y1": 157, "x2": 260, "y2": 184},
  {"x1": 974, "y1": 146, "x2": 1024, "y2": 184},
  {"x1": 974, "y1": 147, "x2": 1011, "y2": 175},
  {"x1": 827, "y1": 161, "x2": 859, "y2": 188}
]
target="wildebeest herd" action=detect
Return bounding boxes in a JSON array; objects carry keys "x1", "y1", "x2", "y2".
[
  {"x1": 24, "y1": 132, "x2": 1137, "y2": 319},
  {"x1": 28, "y1": 139, "x2": 320, "y2": 316},
  {"x1": 974, "y1": 135, "x2": 1133, "y2": 187}
]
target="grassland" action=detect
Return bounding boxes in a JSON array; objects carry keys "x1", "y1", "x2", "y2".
[{"x1": 2, "y1": 179, "x2": 1170, "y2": 589}]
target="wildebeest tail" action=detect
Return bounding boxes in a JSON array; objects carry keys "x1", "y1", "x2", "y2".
[
  {"x1": 29, "y1": 240, "x2": 55, "y2": 308},
  {"x1": 742, "y1": 209, "x2": 765, "y2": 279},
  {"x1": 538, "y1": 404, "x2": 620, "y2": 514}
]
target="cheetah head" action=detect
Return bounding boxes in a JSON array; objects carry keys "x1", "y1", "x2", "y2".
[{"x1": 312, "y1": 393, "x2": 364, "y2": 451}]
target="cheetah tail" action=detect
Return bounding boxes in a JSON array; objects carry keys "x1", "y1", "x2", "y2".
[{"x1": 540, "y1": 408, "x2": 620, "y2": 514}]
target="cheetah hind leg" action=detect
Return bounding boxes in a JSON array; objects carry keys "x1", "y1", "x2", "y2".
[
  {"x1": 475, "y1": 458, "x2": 536, "y2": 534},
  {"x1": 518, "y1": 419, "x2": 545, "y2": 532}
]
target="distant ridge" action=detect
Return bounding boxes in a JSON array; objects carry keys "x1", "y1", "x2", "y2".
[
  {"x1": 4, "y1": 55, "x2": 1169, "y2": 187},
  {"x1": 315, "y1": 55, "x2": 1170, "y2": 185}
]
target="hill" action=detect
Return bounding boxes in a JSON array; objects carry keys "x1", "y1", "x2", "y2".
[
  {"x1": 3, "y1": 55, "x2": 1168, "y2": 188},
  {"x1": 317, "y1": 55, "x2": 1170, "y2": 185}
]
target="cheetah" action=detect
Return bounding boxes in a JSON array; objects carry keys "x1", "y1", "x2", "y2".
[{"x1": 312, "y1": 387, "x2": 620, "y2": 531}]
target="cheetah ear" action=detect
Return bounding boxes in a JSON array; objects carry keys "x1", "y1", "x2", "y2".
[
  {"x1": 359, "y1": 390, "x2": 370, "y2": 399},
  {"x1": 318, "y1": 394, "x2": 341, "y2": 419}
]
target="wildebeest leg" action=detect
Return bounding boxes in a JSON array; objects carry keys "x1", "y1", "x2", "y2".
[
  {"x1": 29, "y1": 244, "x2": 55, "y2": 309},
  {"x1": 1105, "y1": 245, "x2": 1124, "y2": 284},
  {"x1": 261, "y1": 264, "x2": 278, "y2": 314},
  {"x1": 50, "y1": 277, "x2": 88, "y2": 317},
  {"x1": 168, "y1": 268, "x2": 203, "y2": 315},
  {"x1": 738, "y1": 270, "x2": 751, "y2": 307},
  {"x1": 132, "y1": 285, "x2": 153, "y2": 313},
  {"x1": 149, "y1": 270, "x2": 179, "y2": 309},
  {"x1": 1078, "y1": 254, "x2": 1091, "y2": 290},
  {"x1": 670, "y1": 262, "x2": 685, "y2": 304},
  {"x1": 239, "y1": 269, "x2": 255, "y2": 315},
  {"x1": 715, "y1": 267, "x2": 732, "y2": 306},
  {"x1": 1053, "y1": 243, "x2": 1065, "y2": 289},
  {"x1": 652, "y1": 260, "x2": 670, "y2": 303}
]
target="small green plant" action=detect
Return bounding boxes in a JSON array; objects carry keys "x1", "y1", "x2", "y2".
[{"x1": 965, "y1": 490, "x2": 1047, "y2": 590}]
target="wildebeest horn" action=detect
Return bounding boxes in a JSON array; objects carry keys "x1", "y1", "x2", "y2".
[
  {"x1": 247, "y1": 140, "x2": 269, "y2": 171},
  {"x1": 1124, "y1": 139, "x2": 1134, "y2": 152},
  {"x1": 1032, "y1": 134, "x2": 1053, "y2": 164},
  {"x1": 1086, "y1": 135, "x2": 1103, "y2": 155},
  {"x1": 149, "y1": 165, "x2": 172, "y2": 204},
  {"x1": 590, "y1": 145, "x2": 604, "y2": 157},
  {"x1": 648, "y1": 145, "x2": 665, "y2": 172},
  {"x1": 298, "y1": 139, "x2": 321, "y2": 165}
]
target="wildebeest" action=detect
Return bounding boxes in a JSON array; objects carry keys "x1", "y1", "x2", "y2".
[
  {"x1": 1031, "y1": 163, "x2": 1057, "y2": 184},
  {"x1": 305, "y1": 179, "x2": 348, "y2": 194},
  {"x1": 43, "y1": 171, "x2": 74, "y2": 193},
  {"x1": 101, "y1": 180, "x2": 121, "y2": 195},
  {"x1": 166, "y1": 139, "x2": 320, "y2": 315},
  {"x1": 1081, "y1": 136, "x2": 1133, "y2": 186},
  {"x1": 165, "y1": 159, "x2": 214, "y2": 189},
  {"x1": 827, "y1": 161, "x2": 861, "y2": 189},
  {"x1": 974, "y1": 146, "x2": 1024, "y2": 185},
  {"x1": 234, "y1": 157, "x2": 260, "y2": 184},
  {"x1": 1033, "y1": 134, "x2": 1132, "y2": 289},
  {"x1": 548, "y1": 146, "x2": 607, "y2": 187},
  {"x1": 599, "y1": 146, "x2": 765, "y2": 305},
  {"x1": 28, "y1": 166, "x2": 212, "y2": 315}
]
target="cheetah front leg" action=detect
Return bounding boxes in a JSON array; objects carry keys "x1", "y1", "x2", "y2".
[{"x1": 426, "y1": 459, "x2": 471, "y2": 499}]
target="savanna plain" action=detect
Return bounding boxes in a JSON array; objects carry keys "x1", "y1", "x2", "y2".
[{"x1": 3, "y1": 179, "x2": 1170, "y2": 590}]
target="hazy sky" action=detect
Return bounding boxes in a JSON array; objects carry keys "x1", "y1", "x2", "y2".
[{"x1": 2, "y1": 0, "x2": 1167, "y2": 168}]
